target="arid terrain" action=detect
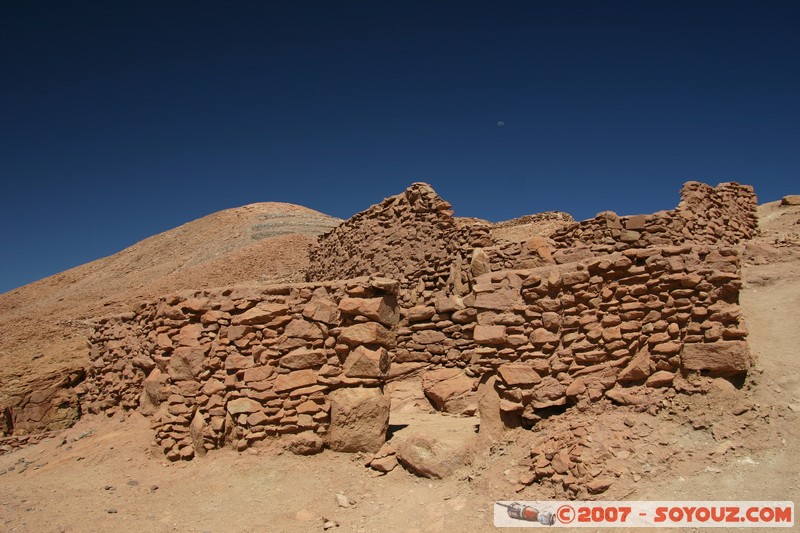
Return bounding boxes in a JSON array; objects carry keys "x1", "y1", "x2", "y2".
[
  {"x1": 0, "y1": 189, "x2": 798, "y2": 532},
  {"x1": 0, "y1": 203, "x2": 340, "y2": 407}
]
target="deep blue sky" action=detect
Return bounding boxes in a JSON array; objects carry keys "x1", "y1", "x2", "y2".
[{"x1": 1, "y1": 1, "x2": 798, "y2": 294}]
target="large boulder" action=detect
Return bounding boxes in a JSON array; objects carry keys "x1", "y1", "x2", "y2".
[
  {"x1": 386, "y1": 378, "x2": 433, "y2": 414},
  {"x1": 395, "y1": 433, "x2": 472, "y2": 479},
  {"x1": 681, "y1": 341, "x2": 749, "y2": 375},
  {"x1": 421, "y1": 368, "x2": 476, "y2": 415},
  {"x1": 326, "y1": 387, "x2": 390, "y2": 453}
]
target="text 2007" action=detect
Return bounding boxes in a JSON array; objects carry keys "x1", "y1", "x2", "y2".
[{"x1": 577, "y1": 506, "x2": 632, "y2": 523}]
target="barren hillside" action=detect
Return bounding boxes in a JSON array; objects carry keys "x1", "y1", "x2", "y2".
[{"x1": 0, "y1": 203, "x2": 340, "y2": 405}]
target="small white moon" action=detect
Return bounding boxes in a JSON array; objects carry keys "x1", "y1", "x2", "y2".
[{"x1": 497, "y1": 121, "x2": 505, "y2": 127}]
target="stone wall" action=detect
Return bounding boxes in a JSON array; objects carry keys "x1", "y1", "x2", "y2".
[
  {"x1": 306, "y1": 183, "x2": 492, "y2": 306},
  {"x1": 307, "y1": 181, "x2": 757, "y2": 306},
  {"x1": 79, "y1": 179, "x2": 758, "y2": 463},
  {"x1": 394, "y1": 245, "x2": 748, "y2": 425},
  {"x1": 550, "y1": 181, "x2": 758, "y2": 252},
  {"x1": 82, "y1": 277, "x2": 399, "y2": 460}
]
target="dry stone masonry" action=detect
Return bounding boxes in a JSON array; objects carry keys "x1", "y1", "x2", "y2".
[
  {"x1": 78, "y1": 180, "x2": 759, "y2": 468},
  {"x1": 82, "y1": 277, "x2": 399, "y2": 459}
]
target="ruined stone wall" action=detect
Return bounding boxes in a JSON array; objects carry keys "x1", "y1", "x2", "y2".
[
  {"x1": 470, "y1": 182, "x2": 758, "y2": 277},
  {"x1": 82, "y1": 277, "x2": 399, "y2": 460},
  {"x1": 308, "y1": 182, "x2": 757, "y2": 311},
  {"x1": 306, "y1": 183, "x2": 493, "y2": 306},
  {"x1": 394, "y1": 244, "x2": 749, "y2": 423},
  {"x1": 550, "y1": 181, "x2": 758, "y2": 252},
  {"x1": 80, "y1": 180, "x2": 758, "y2": 463}
]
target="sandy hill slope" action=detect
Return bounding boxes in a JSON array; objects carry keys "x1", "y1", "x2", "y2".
[{"x1": 0, "y1": 203, "x2": 340, "y2": 404}]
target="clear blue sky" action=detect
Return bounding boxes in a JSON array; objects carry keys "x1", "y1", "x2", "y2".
[{"x1": 1, "y1": 1, "x2": 798, "y2": 294}]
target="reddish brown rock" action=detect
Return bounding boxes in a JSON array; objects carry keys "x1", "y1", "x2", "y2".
[
  {"x1": 279, "y1": 348, "x2": 327, "y2": 370},
  {"x1": 605, "y1": 387, "x2": 648, "y2": 406},
  {"x1": 339, "y1": 296, "x2": 399, "y2": 326},
  {"x1": 176, "y1": 323, "x2": 203, "y2": 347},
  {"x1": 369, "y1": 454, "x2": 398, "y2": 473},
  {"x1": 411, "y1": 330, "x2": 447, "y2": 345},
  {"x1": 531, "y1": 378, "x2": 566, "y2": 407},
  {"x1": 652, "y1": 342, "x2": 682, "y2": 355},
  {"x1": 395, "y1": 433, "x2": 471, "y2": 479},
  {"x1": 781, "y1": 195, "x2": 800, "y2": 206},
  {"x1": 302, "y1": 298, "x2": 341, "y2": 325},
  {"x1": 587, "y1": 478, "x2": 614, "y2": 494},
  {"x1": 421, "y1": 368, "x2": 475, "y2": 415},
  {"x1": 541, "y1": 312, "x2": 561, "y2": 331},
  {"x1": 681, "y1": 341, "x2": 749, "y2": 374},
  {"x1": 189, "y1": 411, "x2": 207, "y2": 457},
  {"x1": 618, "y1": 349, "x2": 652, "y2": 382},
  {"x1": 646, "y1": 370, "x2": 675, "y2": 387},
  {"x1": 226, "y1": 325, "x2": 252, "y2": 342},
  {"x1": 283, "y1": 319, "x2": 323, "y2": 340},
  {"x1": 274, "y1": 369, "x2": 318, "y2": 392},
  {"x1": 141, "y1": 368, "x2": 169, "y2": 412},
  {"x1": 169, "y1": 346, "x2": 206, "y2": 380},
  {"x1": 242, "y1": 365, "x2": 275, "y2": 383},
  {"x1": 473, "y1": 324, "x2": 507, "y2": 346},
  {"x1": 232, "y1": 303, "x2": 289, "y2": 325},
  {"x1": 551, "y1": 450, "x2": 571, "y2": 474},
  {"x1": 343, "y1": 346, "x2": 390, "y2": 379},
  {"x1": 433, "y1": 294, "x2": 465, "y2": 314},
  {"x1": 226, "y1": 397, "x2": 262, "y2": 415},
  {"x1": 526, "y1": 236, "x2": 555, "y2": 263},
  {"x1": 497, "y1": 364, "x2": 541, "y2": 387},
  {"x1": 156, "y1": 333, "x2": 173, "y2": 350},
  {"x1": 530, "y1": 328, "x2": 559, "y2": 344},
  {"x1": 625, "y1": 214, "x2": 647, "y2": 230},
  {"x1": 327, "y1": 387, "x2": 390, "y2": 453},
  {"x1": 407, "y1": 305, "x2": 435, "y2": 322},
  {"x1": 565, "y1": 377, "x2": 586, "y2": 398},
  {"x1": 339, "y1": 323, "x2": 396, "y2": 348},
  {"x1": 474, "y1": 291, "x2": 518, "y2": 312},
  {"x1": 285, "y1": 432, "x2": 324, "y2": 455}
]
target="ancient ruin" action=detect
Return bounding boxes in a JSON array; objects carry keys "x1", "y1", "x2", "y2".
[{"x1": 58, "y1": 181, "x2": 757, "y2": 490}]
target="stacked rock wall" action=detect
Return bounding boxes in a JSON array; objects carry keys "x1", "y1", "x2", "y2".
[
  {"x1": 394, "y1": 245, "x2": 748, "y2": 425},
  {"x1": 307, "y1": 182, "x2": 757, "y2": 306},
  {"x1": 550, "y1": 181, "x2": 758, "y2": 252},
  {"x1": 82, "y1": 180, "x2": 758, "y2": 461},
  {"x1": 305, "y1": 181, "x2": 757, "y2": 426},
  {"x1": 82, "y1": 277, "x2": 399, "y2": 459},
  {"x1": 306, "y1": 183, "x2": 492, "y2": 306}
]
